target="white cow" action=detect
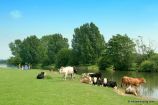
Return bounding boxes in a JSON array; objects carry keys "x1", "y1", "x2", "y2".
[
  {"x1": 59, "y1": 66, "x2": 77, "y2": 80},
  {"x1": 125, "y1": 85, "x2": 138, "y2": 96}
]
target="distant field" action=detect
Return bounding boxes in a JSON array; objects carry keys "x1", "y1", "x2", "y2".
[{"x1": 0, "y1": 68, "x2": 157, "y2": 105}]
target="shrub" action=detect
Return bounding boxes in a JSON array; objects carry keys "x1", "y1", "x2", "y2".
[
  {"x1": 149, "y1": 54, "x2": 158, "y2": 72},
  {"x1": 98, "y1": 56, "x2": 111, "y2": 71},
  {"x1": 45, "y1": 75, "x2": 52, "y2": 79},
  {"x1": 55, "y1": 48, "x2": 71, "y2": 68},
  {"x1": 139, "y1": 60, "x2": 154, "y2": 72},
  {"x1": 87, "y1": 65, "x2": 99, "y2": 72},
  {"x1": 106, "y1": 65, "x2": 114, "y2": 72},
  {"x1": 42, "y1": 64, "x2": 55, "y2": 70},
  {"x1": 129, "y1": 63, "x2": 138, "y2": 71},
  {"x1": 32, "y1": 64, "x2": 42, "y2": 69}
]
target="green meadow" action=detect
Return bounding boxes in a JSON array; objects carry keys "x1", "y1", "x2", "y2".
[{"x1": 0, "y1": 68, "x2": 157, "y2": 105}]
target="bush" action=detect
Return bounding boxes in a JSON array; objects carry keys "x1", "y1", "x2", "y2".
[
  {"x1": 128, "y1": 63, "x2": 138, "y2": 71},
  {"x1": 75, "y1": 66, "x2": 88, "y2": 74},
  {"x1": 149, "y1": 54, "x2": 158, "y2": 72},
  {"x1": 45, "y1": 75, "x2": 52, "y2": 79},
  {"x1": 139, "y1": 60, "x2": 154, "y2": 72},
  {"x1": 106, "y1": 65, "x2": 114, "y2": 72},
  {"x1": 73, "y1": 65, "x2": 99, "y2": 74},
  {"x1": 55, "y1": 48, "x2": 71, "y2": 68},
  {"x1": 32, "y1": 64, "x2": 42, "y2": 69},
  {"x1": 98, "y1": 56, "x2": 111, "y2": 71},
  {"x1": 42, "y1": 64, "x2": 55, "y2": 70},
  {"x1": 87, "y1": 65, "x2": 99, "y2": 72}
]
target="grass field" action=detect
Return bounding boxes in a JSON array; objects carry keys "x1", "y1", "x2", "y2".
[{"x1": 0, "y1": 68, "x2": 157, "y2": 105}]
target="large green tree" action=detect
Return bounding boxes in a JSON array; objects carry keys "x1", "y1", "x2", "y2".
[
  {"x1": 19, "y1": 35, "x2": 41, "y2": 65},
  {"x1": 8, "y1": 34, "x2": 69, "y2": 67},
  {"x1": 106, "y1": 34, "x2": 136, "y2": 70},
  {"x1": 72, "y1": 22, "x2": 106, "y2": 64},
  {"x1": 55, "y1": 48, "x2": 72, "y2": 68},
  {"x1": 47, "y1": 34, "x2": 69, "y2": 64},
  {"x1": 8, "y1": 39, "x2": 22, "y2": 65}
]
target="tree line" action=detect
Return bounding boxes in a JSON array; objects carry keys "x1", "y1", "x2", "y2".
[{"x1": 8, "y1": 22, "x2": 158, "y2": 72}]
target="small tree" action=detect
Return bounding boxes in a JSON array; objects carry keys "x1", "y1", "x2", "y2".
[
  {"x1": 20, "y1": 35, "x2": 41, "y2": 65},
  {"x1": 106, "y1": 34, "x2": 136, "y2": 70},
  {"x1": 139, "y1": 60, "x2": 154, "y2": 72},
  {"x1": 98, "y1": 56, "x2": 111, "y2": 70},
  {"x1": 135, "y1": 36, "x2": 155, "y2": 64},
  {"x1": 47, "y1": 34, "x2": 69, "y2": 64},
  {"x1": 55, "y1": 48, "x2": 71, "y2": 68},
  {"x1": 149, "y1": 54, "x2": 158, "y2": 72}
]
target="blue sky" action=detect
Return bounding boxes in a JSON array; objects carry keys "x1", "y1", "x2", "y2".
[{"x1": 0, "y1": 0, "x2": 158, "y2": 59}]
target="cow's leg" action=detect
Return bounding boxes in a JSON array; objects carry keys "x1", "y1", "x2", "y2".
[
  {"x1": 121, "y1": 82, "x2": 123, "y2": 87},
  {"x1": 71, "y1": 74, "x2": 73, "y2": 79},
  {"x1": 72, "y1": 73, "x2": 75, "y2": 79},
  {"x1": 125, "y1": 83, "x2": 128, "y2": 87},
  {"x1": 64, "y1": 74, "x2": 67, "y2": 80},
  {"x1": 71, "y1": 73, "x2": 74, "y2": 80},
  {"x1": 134, "y1": 90, "x2": 137, "y2": 96},
  {"x1": 62, "y1": 74, "x2": 65, "y2": 80},
  {"x1": 135, "y1": 86, "x2": 139, "y2": 94}
]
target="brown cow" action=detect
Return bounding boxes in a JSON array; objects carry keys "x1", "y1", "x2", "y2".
[{"x1": 121, "y1": 76, "x2": 146, "y2": 87}]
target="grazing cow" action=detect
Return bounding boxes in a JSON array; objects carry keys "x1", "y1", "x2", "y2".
[
  {"x1": 37, "y1": 72, "x2": 46, "y2": 79},
  {"x1": 106, "y1": 81, "x2": 117, "y2": 89},
  {"x1": 89, "y1": 72, "x2": 102, "y2": 79},
  {"x1": 125, "y1": 85, "x2": 138, "y2": 96},
  {"x1": 59, "y1": 66, "x2": 77, "y2": 80},
  {"x1": 121, "y1": 76, "x2": 146, "y2": 87},
  {"x1": 80, "y1": 76, "x2": 92, "y2": 84}
]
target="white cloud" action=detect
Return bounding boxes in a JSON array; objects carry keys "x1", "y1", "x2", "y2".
[{"x1": 10, "y1": 10, "x2": 22, "y2": 19}]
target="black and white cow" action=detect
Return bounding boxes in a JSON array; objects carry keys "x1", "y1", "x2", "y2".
[
  {"x1": 37, "y1": 72, "x2": 46, "y2": 79},
  {"x1": 102, "y1": 78, "x2": 117, "y2": 89},
  {"x1": 106, "y1": 81, "x2": 117, "y2": 89},
  {"x1": 89, "y1": 72, "x2": 102, "y2": 79}
]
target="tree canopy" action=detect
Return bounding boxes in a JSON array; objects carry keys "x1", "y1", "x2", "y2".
[
  {"x1": 72, "y1": 22, "x2": 106, "y2": 64},
  {"x1": 106, "y1": 34, "x2": 136, "y2": 70},
  {"x1": 8, "y1": 22, "x2": 157, "y2": 72},
  {"x1": 8, "y1": 34, "x2": 69, "y2": 68}
]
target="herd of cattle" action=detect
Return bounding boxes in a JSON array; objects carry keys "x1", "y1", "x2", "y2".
[{"x1": 36, "y1": 66, "x2": 146, "y2": 96}]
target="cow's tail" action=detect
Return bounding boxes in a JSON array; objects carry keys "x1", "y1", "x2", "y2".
[{"x1": 121, "y1": 78, "x2": 123, "y2": 87}]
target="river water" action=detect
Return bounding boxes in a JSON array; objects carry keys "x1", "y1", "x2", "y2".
[{"x1": 0, "y1": 64, "x2": 7, "y2": 68}]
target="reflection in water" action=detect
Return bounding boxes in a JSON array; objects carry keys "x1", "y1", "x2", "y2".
[
  {"x1": 0, "y1": 64, "x2": 16, "y2": 69},
  {"x1": 0, "y1": 64, "x2": 7, "y2": 68},
  {"x1": 101, "y1": 71, "x2": 158, "y2": 99}
]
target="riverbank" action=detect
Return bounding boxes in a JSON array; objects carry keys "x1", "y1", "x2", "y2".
[
  {"x1": 0, "y1": 68, "x2": 157, "y2": 105},
  {"x1": 114, "y1": 88, "x2": 158, "y2": 101}
]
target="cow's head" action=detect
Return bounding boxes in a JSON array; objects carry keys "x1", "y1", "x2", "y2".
[
  {"x1": 59, "y1": 67, "x2": 64, "y2": 74},
  {"x1": 41, "y1": 72, "x2": 44, "y2": 75},
  {"x1": 141, "y1": 78, "x2": 146, "y2": 83},
  {"x1": 41, "y1": 72, "x2": 46, "y2": 76},
  {"x1": 73, "y1": 66, "x2": 77, "y2": 73}
]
